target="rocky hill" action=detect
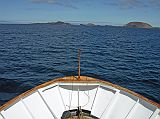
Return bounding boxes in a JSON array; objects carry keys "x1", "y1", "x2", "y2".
[
  {"x1": 52, "y1": 21, "x2": 71, "y2": 25},
  {"x1": 32, "y1": 21, "x2": 71, "y2": 26},
  {"x1": 125, "y1": 22, "x2": 152, "y2": 28}
]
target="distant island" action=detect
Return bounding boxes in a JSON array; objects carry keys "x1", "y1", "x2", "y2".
[
  {"x1": 33, "y1": 21, "x2": 98, "y2": 27},
  {"x1": 125, "y1": 22, "x2": 152, "y2": 28},
  {"x1": 52, "y1": 21, "x2": 71, "y2": 26},
  {"x1": 80, "y1": 23, "x2": 96, "y2": 26},
  {"x1": 29, "y1": 21, "x2": 158, "y2": 29},
  {"x1": 32, "y1": 21, "x2": 71, "y2": 26}
]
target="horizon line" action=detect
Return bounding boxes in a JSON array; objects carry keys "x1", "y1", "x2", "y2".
[{"x1": 0, "y1": 20, "x2": 159, "y2": 27}]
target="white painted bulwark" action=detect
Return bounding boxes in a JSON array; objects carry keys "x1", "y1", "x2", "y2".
[
  {"x1": 0, "y1": 76, "x2": 159, "y2": 119},
  {"x1": 23, "y1": 92, "x2": 54, "y2": 119},
  {"x1": 155, "y1": 114, "x2": 160, "y2": 119},
  {"x1": 1, "y1": 101, "x2": 33, "y2": 119},
  {"x1": 150, "y1": 109, "x2": 160, "y2": 119},
  {"x1": 39, "y1": 86, "x2": 65, "y2": 119},
  {"x1": 132, "y1": 102, "x2": 156, "y2": 119},
  {"x1": 0, "y1": 113, "x2": 4, "y2": 119},
  {"x1": 102, "y1": 92, "x2": 137, "y2": 119},
  {"x1": 91, "y1": 86, "x2": 115, "y2": 118}
]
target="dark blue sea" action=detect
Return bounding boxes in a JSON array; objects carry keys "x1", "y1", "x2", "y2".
[{"x1": 0, "y1": 24, "x2": 160, "y2": 106}]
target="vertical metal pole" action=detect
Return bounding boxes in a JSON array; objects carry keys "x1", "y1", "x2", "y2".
[
  {"x1": 78, "y1": 49, "x2": 81, "y2": 80},
  {"x1": 78, "y1": 88, "x2": 79, "y2": 107}
]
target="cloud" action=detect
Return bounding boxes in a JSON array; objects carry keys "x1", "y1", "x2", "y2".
[
  {"x1": 29, "y1": 0, "x2": 160, "y2": 10},
  {"x1": 29, "y1": 0, "x2": 78, "y2": 9},
  {"x1": 105, "y1": 0, "x2": 160, "y2": 9}
]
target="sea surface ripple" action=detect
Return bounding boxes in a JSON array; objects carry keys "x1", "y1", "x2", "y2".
[{"x1": 0, "y1": 24, "x2": 160, "y2": 105}]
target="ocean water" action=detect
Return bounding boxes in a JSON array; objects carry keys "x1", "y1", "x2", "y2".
[{"x1": 0, "y1": 24, "x2": 160, "y2": 106}]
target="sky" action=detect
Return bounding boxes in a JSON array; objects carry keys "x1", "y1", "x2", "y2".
[{"x1": 0, "y1": 0, "x2": 160, "y2": 26}]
